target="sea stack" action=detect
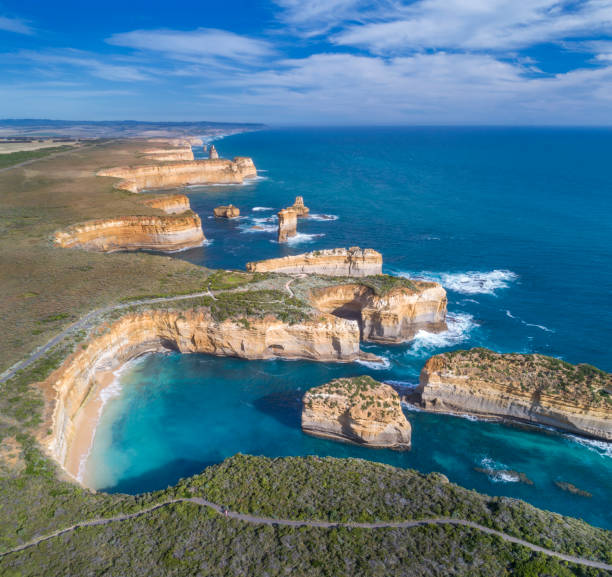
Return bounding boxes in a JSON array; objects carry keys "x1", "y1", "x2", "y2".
[
  {"x1": 291, "y1": 196, "x2": 310, "y2": 217},
  {"x1": 214, "y1": 204, "x2": 240, "y2": 218},
  {"x1": 277, "y1": 208, "x2": 298, "y2": 242},
  {"x1": 302, "y1": 376, "x2": 411, "y2": 448},
  {"x1": 209, "y1": 144, "x2": 219, "y2": 159},
  {"x1": 418, "y1": 348, "x2": 612, "y2": 440}
]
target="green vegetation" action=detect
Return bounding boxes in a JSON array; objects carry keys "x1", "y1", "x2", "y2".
[
  {"x1": 0, "y1": 146, "x2": 73, "y2": 170},
  {"x1": 0, "y1": 455, "x2": 610, "y2": 575},
  {"x1": 440, "y1": 348, "x2": 611, "y2": 408}
]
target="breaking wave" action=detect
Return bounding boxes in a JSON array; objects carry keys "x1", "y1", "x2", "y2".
[
  {"x1": 565, "y1": 436, "x2": 612, "y2": 459},
  {"x1": 356, "y1": 356, "x2": 391, "y2": 370},
  {"x1": 279, "y1": 233, "x2": 325, "y2": 245},
  {"x1": 399, "y1": 269, "x2": 518, "y2": 295},
  {"x1": 252, "y1": 206, "x2": 274, "y2": 212},
  {"x1": 405, "y1": 313, "x2": 476, "y2": 357},
  {"x1": 308, "y1": 213, "x2": 338, "y2": 221}
]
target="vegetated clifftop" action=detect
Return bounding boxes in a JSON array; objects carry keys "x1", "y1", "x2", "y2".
[
  {"x1": 53, "y1": 213, "x2": 205, "y2": 253},
  {"x1": 247, "y1": 247, "x2": 383, "y2": 276},
  {"x1": 302, "y1": 376, "x2": 411, "y2": 448},
  {"x1": 418, "y1": 348, "x2": 612, "y2": 440},
  {"x1": 97, "y1": 157, "x2": 257, "y2": 193},
  {"x1": 143, "y1": 193, "x2": 191, "y2": 214},
  {"x1": 41, "y1": 302, "x2": 379, "y2": 479},
  {"x1": 310, "y1": 276, "x2": 447, "y2": 343}
]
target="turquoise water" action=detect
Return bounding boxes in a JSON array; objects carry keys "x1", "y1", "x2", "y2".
[{"x1": 86, "y1": 128, "x2": 612, "y2": 528}]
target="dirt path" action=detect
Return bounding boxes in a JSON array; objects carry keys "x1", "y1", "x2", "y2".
[{"x1": 0, "y1": 497, "x2": 610, "y2": 570}]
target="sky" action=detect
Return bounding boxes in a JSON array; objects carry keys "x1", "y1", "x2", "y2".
[{"x1": 1, "y1": 0, "x2": 612, "y2": 125}]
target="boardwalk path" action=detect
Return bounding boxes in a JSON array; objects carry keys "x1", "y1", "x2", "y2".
[{"x1": 1, "y1": 497, "x2": 611, "y2": 570}]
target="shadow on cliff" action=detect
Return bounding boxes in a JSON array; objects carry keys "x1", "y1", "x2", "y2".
[
  {"x1": 100, "y1": 458, "x2": 219, "y2": 495},
  {"x1": 253, "y1": 391, "x2": 302, "y2": 430}
]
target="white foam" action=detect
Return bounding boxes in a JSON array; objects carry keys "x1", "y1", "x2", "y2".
[
  {"x1": 252, "y1": 206, "x2": 274, "y2": 212},
  {"x1": 356, "y1": 356, "x2": 391, "y2": 370},
  {"x1": 565, "y1": 435, "x2": 612, "y2": 458},
  {"x1": 505, "y1": 310, "x2": 554, "y2": 333},
  {"x1": 384, "y1": 380, "x2": 419, "y2": 389},
  {"x1": 308, "y1": 213, "x2": 338, "y2": 221},
  {"x1": 241, "y1": 224, "x2": 277, "y2": 233},
  {"x1": 272, "y1": 232, "x2": 325, "y2": 245},
  {"x1": 405, "y1": 313, "x2": 476, "y2": 357},
  {"x1": 477, "y1": 457, "x2": 521, "y2": 483},
  {"x1": 400, "y1": 269, "x2": 518, "y2": 295}
]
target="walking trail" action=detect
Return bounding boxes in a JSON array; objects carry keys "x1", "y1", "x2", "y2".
[{"x1": 0, "y1": 497, "x2": 610, "y2": 570}]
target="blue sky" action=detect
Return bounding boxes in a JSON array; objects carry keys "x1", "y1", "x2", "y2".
[{"x1": 1, "y1": 0, "x2": 612, "y2": 124}]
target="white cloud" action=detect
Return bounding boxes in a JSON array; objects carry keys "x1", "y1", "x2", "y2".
[
  {"x1": 332, "y1": 0, "x2": 612, "y2": 53},
  {"x1": 107, "y1": 28, "x2": 274, "y2": 64},
  {"x1": 0, "y1": 14, "x2": 33, "y2": 35}
]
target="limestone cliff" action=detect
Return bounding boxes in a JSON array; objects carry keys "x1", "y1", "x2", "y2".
[
  {"x1": 302, "y1": 376, "x2": 411, "y2": 448},
  {"x1": 277, "y1": 208, "x2": 297, "y2": 243},
  {"x1": 53, "y1": 213, "x2": 205, "y2": 253},
  {"x1": 142, "y1": 146, "x2": 194, "y2": 162},
  {"x1": 143, "y1": 193, "x2": 191, "y2": 214},
  {"x1": 214, "y1": 204, "x2": 240, "y2": 218},
  {"x1": 418, "y1": 348, "x2": 612, "y2": 440},
  {"x1": 209, "y1": 144, "x2": 219, "y2": 159},
  {"x1": 310, "y1": 278, "x2": 447, "y2": 343},
  {"x1": 41, "y1": 308, "x2": 372, "y2": 479},
  {"x1": 98, "y1": 157, "x2": 257, "y2": 193},
  {"x1": 246, "y1": 247, "x2": 383, "y2": 276}
]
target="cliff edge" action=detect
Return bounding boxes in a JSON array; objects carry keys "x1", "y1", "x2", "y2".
[{"x1": 418, "y1": 348, "x2": 612, "y2": 440}]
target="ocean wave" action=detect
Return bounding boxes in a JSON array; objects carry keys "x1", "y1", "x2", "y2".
[
  {"x1": 405, "y1": 313, "x2": 476, "y2": 357},
  {"x1": 505, "y1": 310, "x2": 554, "y2": 333},
  {"x1": 240, "y1": 224, "x2": 277, "y2": 233},
  {"x1": 273, "y1": 233, "x2": 325, "y2": 245},
  {"x1": 565, "y1": 435, "x2": 612, "y2": 458},
  {"x1": 384, "y1": 380, "x2": 419, "y2": 389},
  {"x1": 399, "y1": 269, "x2": 518, "y2": 295},
  {"x1": 401, "y1": 402, "x2": 423, "y2": 412},
  {"x1": 252, "y1": 206, "x2": 274, "y2": 212},
  {"x1": 477, "y1": 457, "x2": 521, "y2": 483},
  {"x1": 356, "y1": 356, "x2": 391, "y2": 370},
  {"x1": 308, "y1": 213, "x2": 338, "y2": 222}
]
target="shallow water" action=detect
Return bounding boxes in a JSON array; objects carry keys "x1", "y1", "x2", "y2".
[{"x1": 86, "y1": 127, "x2": 612, "y2": 528}]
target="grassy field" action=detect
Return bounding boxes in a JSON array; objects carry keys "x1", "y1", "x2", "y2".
[
  {"x1": 0, "y1": 145, "x2": 76, "y2": 170},
  {"x1": 0, "y1": 140, "x2": 213, "y2": 372}
]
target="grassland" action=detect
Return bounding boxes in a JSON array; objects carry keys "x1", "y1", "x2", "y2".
[
  {"x1": 0, "y1": 140, "x2": 214, "y2": 372},
  {"x1": 0, "y1": 145, "x2": 76, "y2": 170}
]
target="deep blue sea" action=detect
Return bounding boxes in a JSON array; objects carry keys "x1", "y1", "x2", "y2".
[{"x1": 85, "y1": 128, "x2": 612, "y2": 529}]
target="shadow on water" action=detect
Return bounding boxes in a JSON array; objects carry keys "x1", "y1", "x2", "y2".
[
  {"x1": 253, "y1": 391, "x2": 303, "y2": 429},
  {"x1": 102, "y1": 459, "x2": 219, "y2": 494}
]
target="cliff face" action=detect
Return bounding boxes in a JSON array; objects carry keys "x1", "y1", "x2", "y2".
[
  {"x1": 142, "y1": 147, "x2": 194, "y2": 162},
  {"x1": 53, "y1": 213, "x2": 205, "y2": 253},
  {"x1": 98, "y1": 157, "x2": 257, "y2": 193},
  {"x1": 277, "y1": 208, "x2": 297, "y2": 242},
  {"x1": 418, "y1": 348, "x2": 612, "y2": 440},
  {"x1": 41, "y1": 308, "x2": 365, "y2": 478},
  {"x1": 143, "y1": 193, "x2": 191, "y2": 214},
  {"x1": 246, "y1": 247, "x2": 383, "y2": 276},
  {"x1": 302, "y1": 376, "x2": 411, "y2": 448},
  {"x1": 291, "y1": 196, "x2": 310, "y2": 217},
  {"x1": 310, "y1": 281, "x2": 447, "y2": 343},
  {"x1": 214, "y1": 205, "x2": 240, "y2": 218}
]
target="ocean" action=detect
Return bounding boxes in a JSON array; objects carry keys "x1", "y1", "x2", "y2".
[{"x1": 84, "y1": 127, "x2": 612, "y2": 529}]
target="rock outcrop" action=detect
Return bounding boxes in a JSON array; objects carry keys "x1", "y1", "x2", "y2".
[
  {"x1": 53, "y1": 213, "x2": 205, "y2": 253},
  {"x1": 142, "y1": 146, "x2": 194, "y2": 162},
  {"x1": 246, "y1": 247, "x2": 383, "y2": 276},
  {"x1": 302, "y1": 376, "x2": 411, "y2": 448},
  {"x1": 214, "y1": 204, "x2": 240, "y2": 218},
  {"x1": 98, "y1": 157, "x2": 257, "y2": 193},
  {"x1": 143, "y1": 193, "x2": 191, "y2": 214},
  {"x1": 41, "y1": 308, "x2": 375, "y2": 479},
  {"x1": 418, "y1": 348, "x2": 612, "y2": 440},
  {"x1": 277, "y1": 208, "x2": 297, "y2": 242},
  {"x1": 209, "y1": 144, "x2": 219, "y2": 159},
  {"x1": 310, "y1": 278, "x2": 447, "y2": 343},
  {"x1": 291, "y1": 196, "x2": 310, "y2": 217}
]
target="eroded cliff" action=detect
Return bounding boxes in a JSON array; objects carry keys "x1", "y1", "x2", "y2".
[
  {"x1": 53, "y1": 213, "x2": 205, "y2": 253},
  {"x1": 302, "y1": 376, "x2": 411, "y2": 448},
  {"x1": 143, "y1": 193, "x2": 191, "y2": 214},
  {"x1": 41, "y1": 307, "x2": 371, "y2": 479},
  {"x1": 277, "y1": 208, "x2": 297, "y2": 243},
  {"x1": 98, "y1": 157, "x2": 257, "y2": 193},
  {"x1": 214, "y1": 204, "x2": 240, "y2": 218},
  {"x1": 310, "y1": 278, "x2": 447, "y2": 343},
  {"x1": 246, "y1": 247, "x2": 383, "y2": 276},
  {"x1": 418, "y1": 348, "x2": 612, "y2": 440},
  {"x1": 142, "y1": 147, "x2": 194, "y2": 162}
]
